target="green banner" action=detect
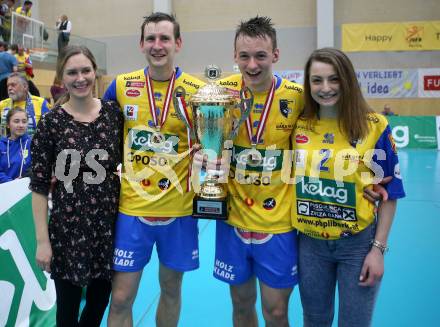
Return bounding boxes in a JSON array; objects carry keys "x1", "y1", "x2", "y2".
[
  {"x1": 387, "y1": 116, "x2": 438, "y2": 149},
  {"x1": 0, "y1": 179, "x2": 56, "y2": 327}
]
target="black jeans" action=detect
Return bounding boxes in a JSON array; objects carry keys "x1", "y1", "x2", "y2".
[{"x1": 54, "y1": 278, "x2": 111, "y2": 327}]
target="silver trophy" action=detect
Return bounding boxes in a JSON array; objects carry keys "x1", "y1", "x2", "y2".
[{"x1": 173, "y1": 65, "x2": 252, "y2": 219}]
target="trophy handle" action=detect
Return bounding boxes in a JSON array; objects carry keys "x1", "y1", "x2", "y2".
[
  {"x1": 172, "y1": 86, "x2": 196, "y2": 141},
  {"x1": 229, "y1": 86, "x2": 253, "y2": 139}
]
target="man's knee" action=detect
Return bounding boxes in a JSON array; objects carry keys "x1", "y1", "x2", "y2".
[
  {"x1": 262, "y1": 302, "x2": 288, "y2": 323},
  {"x1": 110, "y1": 286, "x2": 136, "y2": 313},
  {"x1": 159, "y1": 270, "x2": 183, "y2": 299},
  {"x1": 231, "y1": 285, "x2": 257, "y2": 312}
]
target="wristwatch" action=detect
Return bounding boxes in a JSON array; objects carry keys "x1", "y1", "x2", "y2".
[{"x1": 371, "y1": 239, "x2": 389, "y2": 255}]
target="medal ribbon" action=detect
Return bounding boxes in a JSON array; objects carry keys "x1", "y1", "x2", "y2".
[
  {"x1": 145, "y1": 69, "x2": 176, "y2": 131},
  {"x1": 244, "y1": 78, "x2": 275, "y2": 147}
]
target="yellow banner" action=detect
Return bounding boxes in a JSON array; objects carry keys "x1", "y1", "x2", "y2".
[{"x1": 342, "y1": 21, "x2": 440, "y2": 52}]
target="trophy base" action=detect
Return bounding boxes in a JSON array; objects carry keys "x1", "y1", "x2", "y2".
[{"x1": 192, "y1": 195, "x2": 228, "y2": 220}]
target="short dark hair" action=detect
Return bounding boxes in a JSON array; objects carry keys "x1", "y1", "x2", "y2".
[
  {"x1": 140, "y1": 12, "x2": 180, "y2": 43},
  {"x1": 234, "y1": 16, "x2": 277, "y2": 51},
  {"x1": 24, "y1": 1, "x2": 32, "y2": 5},
  {"x1": 0, "y1": 41, "x2": 8, "y2": 50}
]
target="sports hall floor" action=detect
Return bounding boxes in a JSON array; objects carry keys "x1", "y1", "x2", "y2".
[{"x1": 100, "y1": 149, "x2": 440, "y2": 327}]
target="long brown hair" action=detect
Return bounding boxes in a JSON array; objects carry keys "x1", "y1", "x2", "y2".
[
  {"x1": 302, "y1": 48, "x2": 373, "y2": 142},
  {"x1": 55, "y1": 45, "x2": 98, "y2": 106}
]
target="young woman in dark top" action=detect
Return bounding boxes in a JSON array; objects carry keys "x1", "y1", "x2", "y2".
[{"x1": 30, "y1": 45, "x2": 123, "y2": 327}]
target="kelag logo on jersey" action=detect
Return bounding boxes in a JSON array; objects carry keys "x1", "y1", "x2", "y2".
[
  {"x1": 296, "y1": 176, "x2": 356, "y2": 206},
  {"x1": 127, "y1": 128, "x2": 179, "y2": 153},
  {"x1": 230, "y1": 145, "x2": 282, "y2": 172}
]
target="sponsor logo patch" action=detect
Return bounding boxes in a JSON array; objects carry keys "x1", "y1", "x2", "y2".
[
  {"x1": 124, "y1": 105, "x2": 138, "y2": 120},
  {"x1": 158, "y1": 178, "x2": 171, "y2": 190},
  {"x1": 262, "y1": 198, "x2": 276, "y2": 210},
  {"x1": 125, "y1": 81, "x2": 145, "y2": 88},
  {"x1": 322, "y1": 133, "x2": 334, "y2": 144},
  {"x1": 126, "y1": 89, "x2": 141, "y2": 97},
  {"x1": 279, "y1": 99, "x2": 292, "y2": 118},
  {"x1": 295, "y1": 134, "x2": 309, "y2": 144}
]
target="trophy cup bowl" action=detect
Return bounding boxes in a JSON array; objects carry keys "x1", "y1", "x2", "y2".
[{"x1": 173, "y1": 66, "x2": 252, "y2": 219}]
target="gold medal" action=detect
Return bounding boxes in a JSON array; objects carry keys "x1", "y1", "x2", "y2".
[{"x1": 152, "y1": 131, "x2": 165, "y2": 145}]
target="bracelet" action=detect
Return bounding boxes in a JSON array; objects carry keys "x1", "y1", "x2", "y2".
[{"x1": 371, "y1": 239, "x2": 389, "y2": 255}]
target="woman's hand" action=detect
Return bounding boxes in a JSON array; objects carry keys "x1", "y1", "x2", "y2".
[
  {"x1": 358, "y1": 247, "x2": 384, "y2": 287},
  {"x1": 363, "y1": 176, "x2": 392, "y2": 203},
  {"x1": 36, "y1": 240, "x2": 52, "y2": 273}
]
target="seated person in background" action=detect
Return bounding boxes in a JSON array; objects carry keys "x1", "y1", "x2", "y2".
[
  {"x1": 382, "y1": 104, "x2": 396, "y2": 116},
  {"x1": 0, "y1": 107, "x2": 31, "y2": 183},
  {"x1": 0, "y1": 72, "x2": 50, "y2": 136},
  {"x1": 50, "y1": 75, "x2": 66, "y2": 104}
]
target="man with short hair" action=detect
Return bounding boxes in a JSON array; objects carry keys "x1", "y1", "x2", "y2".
[
  {"x1": 214, "y1": 16, "x2": 304, "y2": 326},
  {"x1": 0, "y1": 72, "x2": 49, "y2": 136},
  {"x1": 104, "y1": 12, "x2": 204, "y2": 327},
  {"x1": 382, "y1": 104, "x2": 396, "y2": 116}
]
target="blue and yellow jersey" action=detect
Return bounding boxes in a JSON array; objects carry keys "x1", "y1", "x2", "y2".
[
  {"x1": 218, "y1": 74, "x2": 304, "y2": 233},
  {"x1": 15, "y1": 7, "x2": 31, "y2": 17},
  {"x1": 0, "y1": 96, "x2": 50, "y2": 137},
  {"x1": 291, "y1": 113, "x2": 406, "y2": 240},
  {"x1": 103, "y1": 67, "x2": 204, "y2": 217}
]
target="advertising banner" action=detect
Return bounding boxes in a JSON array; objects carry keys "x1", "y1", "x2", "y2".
[
  {"x1": 356, "y1": 69, "x2": 418, "y2": 98},
  {"x1": 274, "y1": 70, "x2": 304, "y2": 85},
  {"x1": 387, "y1": 116, "x2": 438, "y2": 149},
  {"x1": 342, "y1": 21, "x2": 440, "y2": 52},
  {"x1": 418, "y1": 68, "x2": 440, "y2": 98},
  {"x1": 0, "y1": 178, "x2": 56, "y2": 327}
]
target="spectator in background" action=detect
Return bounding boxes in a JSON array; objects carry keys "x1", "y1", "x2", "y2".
[
  {"x1": 56, "y1": 15, "x2": 71, "y2": 53},
  {"x1": 15, "y1": 0, "x2": 32, "y2": 36},
  {"x1": 0, "y1": 107, "x2": 31, "y2": 183},
  {"x1": 50, "y1": 75, "x2": 66, "y2": 104},
  {"x1": 382, "y1": 103, "x2": 396, "y2": 116},
  {"x1": 15, "y1": 0, "x2": 31, "y2": 17},
  {"x1": 0, "y1": 72, "x2": 49, "y2": 136},
  {"x1": 9, "y1": 43, "x2": 40, "y2": 96},
  {"x1": 0, "y1": 0, "x2": 15, "y2": 43},
  {"x1": 0, "y1": 41, "x2": 18, "y2": 101}
]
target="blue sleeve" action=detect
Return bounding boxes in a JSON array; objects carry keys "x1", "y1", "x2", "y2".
[
  {"x1": 41, "y1": 99, "x2": 50, "y2": 115},
  {"x1": 373, "y1": 125, "x2": 406, "y2": 200},
  {"x1": 10, "y1": 54, "x2": 18, "y2": 66},
  {"x1": 103, "y1": 79, "x2": 117, "y2": 101},
  {"x1": 0, "y1": 148, "x2": 12, "y2": 183}
]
